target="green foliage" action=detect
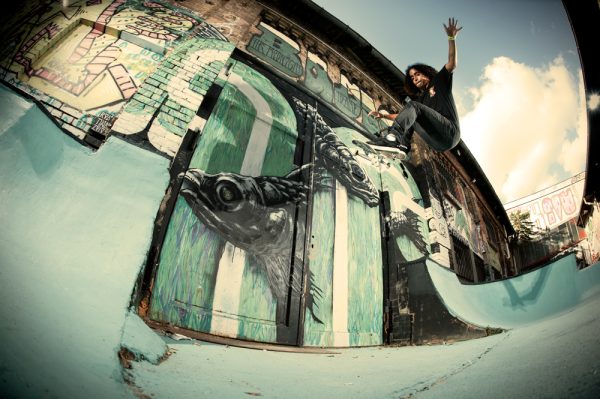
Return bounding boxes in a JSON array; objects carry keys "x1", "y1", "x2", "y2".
[{"x1": 509, "y1": 210, "x2": 539, "y2": 242}]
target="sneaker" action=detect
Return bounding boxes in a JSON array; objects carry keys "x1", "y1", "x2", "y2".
[
  {"x1": 367, "y1": 133, "x2": 410, "y2": 160},
  {"x1": 385, "y1": 133, "x2": 397, "y2": 143},
  {"x1": 367, "y1": 134, "x2": 397, "y2": 147}
]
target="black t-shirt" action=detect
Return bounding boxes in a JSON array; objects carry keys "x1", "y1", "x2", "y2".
[{"x1": 416, "y1": 65, "x2": 460, "y2": 128}]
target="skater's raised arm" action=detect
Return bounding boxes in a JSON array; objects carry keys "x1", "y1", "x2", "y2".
[{"x1": 444, "y1": 17, "x2": 462, "y2": 73}]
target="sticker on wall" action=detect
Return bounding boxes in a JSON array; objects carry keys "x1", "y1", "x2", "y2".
[{"x1": 426, "y1": 194, "x2": 451, "y2": 266}]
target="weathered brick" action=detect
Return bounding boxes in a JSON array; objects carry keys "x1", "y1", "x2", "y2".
[
  {"x1": 179, "y1": 107, "x2": 195, "y2": 118},
  {"x1": 151, "y1": 92, "x2": 165, "y2": 101},
  {"x1": 152, "y1": 75, "x2": 170, "y2": 85},
  {"x1": 166, "y1": 100, "x2": 181, "y2": 111},
  {"x1": 144, "y1": 77, "x2": 161, "y2": 87},
  {"x1": 136, "y1": 95, "x2": 158, "y2": 107},
  {"x1": 61, "y1": 114, "x2": 74, "y2": 124},
  {"x1": 169, "y1": 108, "x2": 191, "y2": 123},
  {"x1": 62, "y1": 124, "x2": 87, "y2": 140},
  {"x1": 49, "y1": 108, "x2": 63, "y2": 118},
  {"x1": 59, "y1": 104, "x2": 83, "y2": 119}
]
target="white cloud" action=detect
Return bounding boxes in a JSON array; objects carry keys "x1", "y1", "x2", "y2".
[
  {"x1": 459, "y1": 56, "x2": 586, "y2": 204},
  {"x1": 588, "y1": 93, "x2": 600, "y2": 111}
]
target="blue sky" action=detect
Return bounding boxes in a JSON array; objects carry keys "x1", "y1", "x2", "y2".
[{"x1": 312, "y1": 0, "x2": 588, "y2": 204}]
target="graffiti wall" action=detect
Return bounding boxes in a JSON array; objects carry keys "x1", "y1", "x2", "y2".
[
  {"x1": 582, "y1": 202, "x2": 600, "y2": 265},
  {"x1": 506, "y1": 173, "x2": 587, "y2": 271},
  {"x1": 0, "y1": 0, "x2": 229, "y2": 149},
  {"x1": 420, "y1": 152, "x2": 508, "y2": 279},
  {"x1": 246, "y1": 21, "x2": 389, "y2": 136},
  {"x1": 301, "y1": 124, "x2": 383, "y2": 347},
  {"x1": 149, "y1": 60, "x2": 308, "y2": 344},
  {"x1": 505, "y1": 172, "x2": 586, "y2": 231},
  {"x1": 2, "y1": 1, "x2": 514, "y2": 347},
  {"x1": 111, "y1": 37, "x2": 233, "y2": 156},
  {"x1": 148, "y1": 58, "x2": 396, "y2": 346}
]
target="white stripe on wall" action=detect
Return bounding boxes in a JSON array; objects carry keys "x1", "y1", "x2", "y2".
[
  {"x1": 386, "y1": 166, "x2": 426, "y2": 218},
  {"x1": 211, "y1": 72, "x2": 273, "y2": 337},
  {"x1": 211, "y1": 244, "x2": 246, "y2": 337},
  {"x1": 332, "y1": 180, "x2": 350, "y2": 347}
]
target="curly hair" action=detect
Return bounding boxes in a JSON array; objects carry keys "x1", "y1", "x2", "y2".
[{"x1": 404, "y1": 63, "x2": 438, "y2": 97}]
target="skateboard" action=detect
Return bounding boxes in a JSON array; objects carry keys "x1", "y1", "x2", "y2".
[{"x1": 352, "y1": 139, "x2": 409, "y2": 161}]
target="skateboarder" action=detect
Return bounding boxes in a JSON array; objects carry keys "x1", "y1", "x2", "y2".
[{"x1": 369, "y1": 18, "x2": 463, "y2": 160}]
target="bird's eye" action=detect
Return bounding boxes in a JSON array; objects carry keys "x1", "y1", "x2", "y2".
[
  {"x1": 220, "y1": 186, "x2": 236, "y2": 202},
  {"x1": 215, "y1": 180, "x2": 243, "y2": 211},
  {"x1": 350, "y1": 163, "x2": 366, "y2": 182}
]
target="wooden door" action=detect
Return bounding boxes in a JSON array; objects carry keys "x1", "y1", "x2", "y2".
[{"x1": 148, "y1": 58, "x2": 313, "y2": 345}]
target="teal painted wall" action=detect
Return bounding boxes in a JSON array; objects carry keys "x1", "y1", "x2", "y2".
[
  {"x1": 0, "y1": 84, "x2": 170, "y2": 397},
  {"x1": 427, "y1": 254, "x2": 600, "y2": 329},
  {"x1": 148, "y1": 59, "x2": 415, "y2": 347}
]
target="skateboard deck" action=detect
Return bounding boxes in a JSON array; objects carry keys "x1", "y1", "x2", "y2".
[{"x1": 352, "y1": 140, "x2": 408, "y2": 161}]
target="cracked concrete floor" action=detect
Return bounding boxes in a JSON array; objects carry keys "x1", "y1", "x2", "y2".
[{"x1": 128, "y1": 293, "x2": 600, "y2": 399}]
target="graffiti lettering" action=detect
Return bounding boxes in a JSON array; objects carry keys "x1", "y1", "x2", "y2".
[
  {"x1": 560, "y1": 189, "x2": 577, "y2": 214},
  {"x1": 247, "y1": 37, "x2": 303, "y2": 77},
  {"x1": 514, "y1": 187, "x2": 579, "y2": 231},
  {"x1": 541, "y1": 199, "x2": 556, "y2": 226},
  {"x1": 333, "y1": 84, "x2": 361, "y2": 119},
  {"x1": 90, "y1": 111, "x2": 117, "y2": 135},
  {"x1": 248, "y1": 24, "x2": 387, "y2": 134}
]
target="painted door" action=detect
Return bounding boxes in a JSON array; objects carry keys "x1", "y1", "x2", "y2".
[
  {"x1": 148, "y1": 58, "x2": 312, "y2": 345},
  {"x1": 299, "y1": 105, "x2": 386, "y2": 347},
  {"x1": 149, "y1": 56, "x2": 391, "y2": 347},
  {"x1": 380, "y1": 152, "x2": 430, "y2": 344}
]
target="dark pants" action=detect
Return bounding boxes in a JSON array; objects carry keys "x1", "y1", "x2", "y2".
[{"x1": 390, "y1": 101, "x2": 460, "y2": 152}]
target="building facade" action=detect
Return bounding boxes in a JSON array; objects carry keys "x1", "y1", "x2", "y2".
[
  {"x1": 505, "y1": 172, "x2": 588, "y2": 271},
  {"x1": 1, "y1": 0, "x2": 513, "y2": 346}
]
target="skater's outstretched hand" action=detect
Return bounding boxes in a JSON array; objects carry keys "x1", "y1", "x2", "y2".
[
  {"x1": 443, "y1": 17, "x2": 462, "y2": 38},
  {"x1": 444, "y1": 17, "x2": 462, "y2": 72}
]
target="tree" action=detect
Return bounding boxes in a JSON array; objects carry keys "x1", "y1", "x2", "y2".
[{"x1": 509, "y1": 210, "x2": 539, "y2": 241}]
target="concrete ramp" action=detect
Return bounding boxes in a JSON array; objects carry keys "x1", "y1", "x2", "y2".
[{"x1": 427, "y1": 254, "x2": 600, "y2": 329}]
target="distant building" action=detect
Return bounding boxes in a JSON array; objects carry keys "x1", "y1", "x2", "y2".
[
  {"x1": 505, "y1": 172, "x2": 588, "y2": 272},
  {"x1": 1, "y1": 0, "x2": 517, "y2": 346}
]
